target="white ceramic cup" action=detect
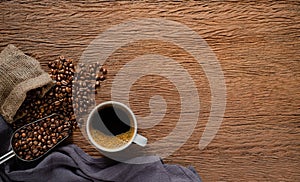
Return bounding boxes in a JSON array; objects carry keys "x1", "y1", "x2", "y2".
[{"x1": 86, "y1": 101, "x2": 147, "y2": 152}]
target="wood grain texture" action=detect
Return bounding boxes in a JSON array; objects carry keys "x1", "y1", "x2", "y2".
[{"x1": 0, "y1": 1, "x2": 299, "y2": 181}]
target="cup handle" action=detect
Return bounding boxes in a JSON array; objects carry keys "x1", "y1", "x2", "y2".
[{"x1": 133, "y1": 134, "x2": 147, "y2": 147}]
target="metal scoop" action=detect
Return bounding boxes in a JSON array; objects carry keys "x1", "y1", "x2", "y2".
[{"x1": 0, "y1": 113, "x2": 71, "y2": 164}]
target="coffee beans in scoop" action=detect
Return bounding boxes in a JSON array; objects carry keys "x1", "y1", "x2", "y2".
[{"x1": 12, "y1": 115, "x2": 70, "y2": 161}]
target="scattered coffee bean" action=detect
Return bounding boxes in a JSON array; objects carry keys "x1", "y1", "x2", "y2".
[
  {"x1": 72, "y1": 62, "x2": 107, "y2": 116},
  {"x1": 99, "y1": 75, "x2": 105, "y2": 81},
  {"x1": 102, "y1": 68, "x2": 107, "y2": 75}
]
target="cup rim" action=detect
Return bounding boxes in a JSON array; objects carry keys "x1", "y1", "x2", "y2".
[{"x1": 86, "y1": 101, "x2": 137, "y2": 152}]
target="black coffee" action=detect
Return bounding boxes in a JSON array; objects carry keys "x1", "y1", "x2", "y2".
[{"x1": 91, "y1": 104, "x2": 131, "y2": 136}]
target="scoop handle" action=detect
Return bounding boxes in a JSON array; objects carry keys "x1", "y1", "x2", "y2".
[{"x1": 0, "y1": 150, "x2": 15, "y2": 165}]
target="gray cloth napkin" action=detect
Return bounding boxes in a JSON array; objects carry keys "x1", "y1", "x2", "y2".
[{"x1": 0, "y1": 116, "x2": 202, "y2": 182}]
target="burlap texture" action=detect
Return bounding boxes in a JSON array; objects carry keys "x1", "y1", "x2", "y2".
[{"x1": 0, "y1": 44, "x2": 53, "y2": 123}]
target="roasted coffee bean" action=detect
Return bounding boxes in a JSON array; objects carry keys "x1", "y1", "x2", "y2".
[
  {"x1": 102, "y1": 68, "x2": 107, "y2": 75},
  {"x1": 99, "y1": 67, "x2": 103, "y2": 72},
  {"x1": 50, "y1": 124, "x2": 56, "y2": 129},
  {"x1": 61, "y1": 80, "x2": 68, "y2": 86},
  {"x1": 99, "y1": 75, "x2": 105, "y2": 81},
  {"x1": 32, "y1": 149, "x2": 38, "y2": 154},
  {"x1": 54, "y1": 101, "x2": 60, "y2": 106},
  {"x1": 14, "y1": 133, "x2": 19, "y2": 138},
  {"x1": 47, "y1": 144, "x2": 53, "y2": 148},
  {"x1": 25, "y1": 155, "x2": 31, "y2": 160},
  {"x1": 65, "y1": 87, "x2": 71, "y2": 93}
]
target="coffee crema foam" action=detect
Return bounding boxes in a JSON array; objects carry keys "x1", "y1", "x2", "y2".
[{"x1": 90, "y1": 127, "x2": 134, "y2": 149}]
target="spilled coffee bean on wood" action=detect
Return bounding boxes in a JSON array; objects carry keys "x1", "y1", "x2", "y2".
[
  {"x1": 11, "y1": 56, "x2": 107, "y2": 160},
  {"x1": 72, "y1": 62, "x2": 108, "y2": 122}
]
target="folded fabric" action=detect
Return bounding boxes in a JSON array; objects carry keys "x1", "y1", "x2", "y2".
[{"x1": 0, "y1": 116, "x2": 202, "y2": 182}]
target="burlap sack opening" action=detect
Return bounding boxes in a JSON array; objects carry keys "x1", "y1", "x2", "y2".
[{"x1": 0, "y1": 44, "x2": 54, "y2": 123}]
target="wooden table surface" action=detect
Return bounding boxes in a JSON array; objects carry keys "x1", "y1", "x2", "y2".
[{"x1": 1, "y1": 1, "x2": 299, "y2": 181}]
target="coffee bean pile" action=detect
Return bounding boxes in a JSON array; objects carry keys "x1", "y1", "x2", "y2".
[
  {"x1": 12, "y1": 114, "x2": 70, "y2": 161},
  {"x1": 13, "y1": 56, "x2": 107, "y2": 130},
  {"x1": 72, "y1": 63, "x2": 107, "y2": 125}
]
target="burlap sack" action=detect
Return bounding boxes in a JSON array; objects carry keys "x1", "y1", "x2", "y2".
[{"x1": 0, "y1": 44, "x2": 54, "y2": 123}]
